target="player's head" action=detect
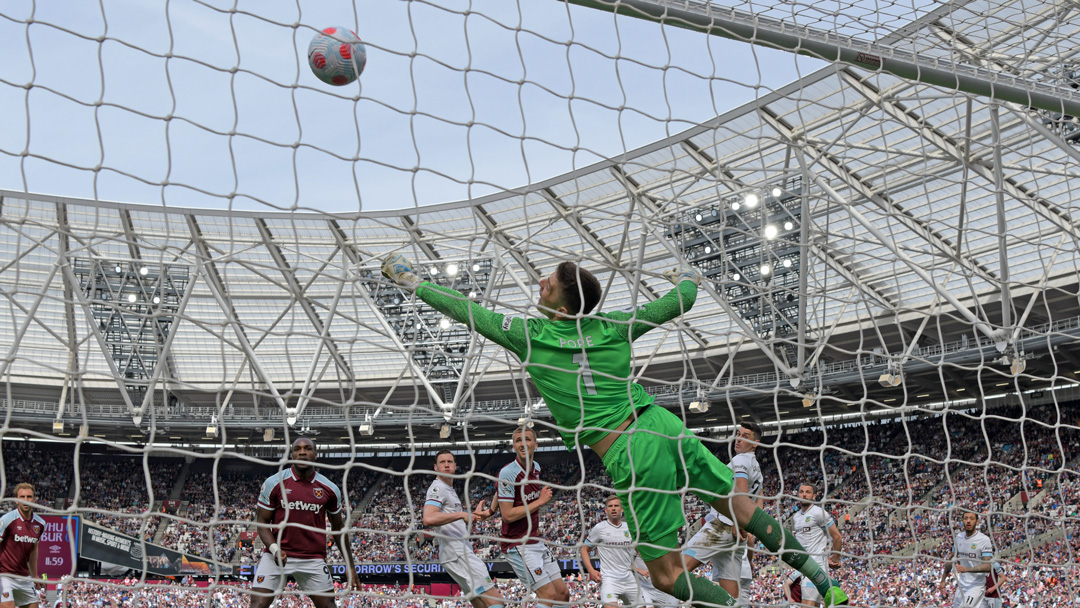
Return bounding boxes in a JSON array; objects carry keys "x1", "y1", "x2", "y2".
[
  {"x1": 291, "y1": 437, "x2": 317, "y2": 473},
  {"x1": 735, "y1": 422, "x2": 762, "y2": 453},
  {"x1": 961, "y1": 509, "x2": 979, "y2": 533},
  {"x1": 512, "y1": 426, "x2": 537, "y2": 462},
  {"x1": 604, "y1": 495, "x2": 623, "y2": 523},
  {"x1": 434, "y1": 449, "x2": 456, "y2": 476},
  {"x1": 13, "y1": 482, "x2": 35, "y2": 517},
  {"x1": 539, "y1": 261, "x2": 601, "y2": 320},
  {"x1": 797, "y1": 483, "x2": 818, "y2": 505}
]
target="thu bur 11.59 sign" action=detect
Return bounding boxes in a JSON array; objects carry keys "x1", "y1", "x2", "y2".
[{"x1": 37, "y1": 515, "x2": 79, "y2": 579}]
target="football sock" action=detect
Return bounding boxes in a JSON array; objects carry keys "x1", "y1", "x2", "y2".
[
  {"x1": 745, "y1": 507, "x2": 835, "y2": 597},
  {"x1": 672, "y1": 571, "x2": 737, "y2": 608}
]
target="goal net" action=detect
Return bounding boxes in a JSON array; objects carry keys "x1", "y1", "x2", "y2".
[{"x1": 0, "y1": 0, "x2": 1078, "y2": 606}]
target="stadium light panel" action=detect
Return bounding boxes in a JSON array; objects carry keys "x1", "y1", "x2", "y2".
[
  {"x1": 878, "y1": 373, "x2": 902, "y2": 387},
  {"x1": 52, "y1": 420, "x2": 63, "y2": 433}
]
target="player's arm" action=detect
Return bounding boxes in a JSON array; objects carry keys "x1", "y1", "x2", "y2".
[
  {"x1": 422, "y1": 503, "x2": 470, "y2": 527},
  {"x1": 604, "y1": 271, "x2": 698, "y2": 342},
  {"x1": 29, "y1": 542, "x2": 43, "y2": 589},
  {"x1": 939, "y1": 549, "x2": 955, "y2": 588},
  {"x1": 987, "y1": 564, "x2": 1004, "y2": 594},
  {"x1": 578, "y1": 543, "x2": 601, "y2": 582},
  {"x1": 957, "y1": 560, "x2": 993, "y2": 573},
  {"x1": 729, "y1": 475, "x2": 750, "y2": 541},
  {"x1": 416, "y1": 283, "x2": 529, "y2": 358},
  {"x1": 328, "y1": 509, "x2": 359, "y2": 590},
  {"x1": 382, "y1": 254, "x2": 527, "y2": 357},
  {"x1": 255, "y1": 506, "x2": 286, "y2": 565},
  {"x1": 498, "y1": 486, "x2": 552, "y2": 523},
  {"x1": 827, "y1": 522, "x2": 843, "y2": 568}
]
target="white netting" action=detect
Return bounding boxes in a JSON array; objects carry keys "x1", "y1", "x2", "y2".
[{"x1": 1, "y1": 0, "x2": 1079, "y2": 607}]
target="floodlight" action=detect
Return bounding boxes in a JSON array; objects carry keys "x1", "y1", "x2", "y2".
[{"x1": 878, "y1": 373, "x2": 903, "y2": 388}]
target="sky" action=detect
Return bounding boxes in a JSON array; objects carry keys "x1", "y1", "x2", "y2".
[{"x1": 0, "y1": 0, "x2": 838, "y2": 213}]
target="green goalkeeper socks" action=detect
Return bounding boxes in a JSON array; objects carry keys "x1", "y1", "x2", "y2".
[
  {"x1": 671, "y1": 571, "x2": 737, "y2": 608},
  {"x1": 744, "y1": 507, "x2": 838, "y2": 598}
]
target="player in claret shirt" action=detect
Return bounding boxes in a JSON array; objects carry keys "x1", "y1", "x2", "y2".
[
  {"x1": 497, "y1": 426, "x2": 568, "y2": 608},
  {"x1": 0, "y1": 483, "x2": 46, "y2": 608},
  {"x1": 250, "y1": 437, "x2": 358, "y2": 608}
]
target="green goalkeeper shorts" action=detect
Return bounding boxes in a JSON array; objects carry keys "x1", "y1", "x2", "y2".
[{"x1": 601, "y1": 404, "x2": 734, "y2": 562}]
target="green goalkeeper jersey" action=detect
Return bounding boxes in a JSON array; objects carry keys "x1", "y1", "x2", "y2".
[{"x1": 415, "y1": 281, "x2": 697, "y2": 449}]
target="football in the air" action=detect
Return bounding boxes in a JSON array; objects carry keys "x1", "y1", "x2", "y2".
[{"x1": 307, "y1": 26, "x2": 367, "y2": 86}]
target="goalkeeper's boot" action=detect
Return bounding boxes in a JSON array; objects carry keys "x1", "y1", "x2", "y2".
[{"x1": 821, "y1": 581, "x2": 849, "y2": 607}]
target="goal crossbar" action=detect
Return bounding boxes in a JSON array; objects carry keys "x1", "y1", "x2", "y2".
[{"x1": 563, "y1": 0, "x2": 1080, "y2": 117}]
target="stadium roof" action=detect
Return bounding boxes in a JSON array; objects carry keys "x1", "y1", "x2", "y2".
[{"x1": 1, "y1": 0, "x2": 1079, "y2": 447}]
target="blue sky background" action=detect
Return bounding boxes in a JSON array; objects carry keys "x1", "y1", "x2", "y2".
[{"x1": 0, "y1": 0, "x2": 829, "y2": 213}]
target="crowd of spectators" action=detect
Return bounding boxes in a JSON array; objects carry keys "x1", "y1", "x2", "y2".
[
  {"x1": 5, "y1": 401, "x2": 1080, "y2": 608},
  {"x1": 1, "y1": 445, "x2": 72, "y2": 506},
  {"x1": 44, "y1": 543, "x2": 1080, "y2": 608},
  {"x1": 74, "y1": 457, "x2": 182, "y2": 541}
]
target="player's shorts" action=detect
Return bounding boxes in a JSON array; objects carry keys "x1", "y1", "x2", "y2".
[
  {"x1": 0, "y1": 574, "x2": 38, "y2": 607},
  {"x1": 442, "y1": 551, "x2": 496, "y2": 598},
  {"x1": 955, "y1": 586, "x2": 986, "y2": 608},
  {"x1": 504, "y1": 542, "x2": 561, "y2": 592},
  {"x1": 739, "y1": 552, "x2": 752, "y2": 600},
  {"x1": 252, "y1": 552, "x2": 334, "y2": 594},
  {"x1": 601, "y1": 404, "x2": 735, "y2": 561},
  {"x1": 800, "y1": 577, "x2": 821, "y2": 603},
  {"x1": 599, "y1": 571, "x2": 641, "y2": 606},
  {"x1": 684, "y1": 519, "x2": 745, "y2": 583},
  {"x1": 637, "y1": 572, "x2": 680, "y2": 608}
]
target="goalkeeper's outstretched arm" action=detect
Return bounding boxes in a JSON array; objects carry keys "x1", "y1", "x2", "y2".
[
  {"x1": 604, "y1": 267, "x2": 699, "y2": 342},
  {"x1": 381, "y1": 254, "x2": 527, "y2": 358}
]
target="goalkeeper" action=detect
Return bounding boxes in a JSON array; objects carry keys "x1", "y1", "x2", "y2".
[{"x1": 382, "y1": 255, "x2": 849, "y2": 608}]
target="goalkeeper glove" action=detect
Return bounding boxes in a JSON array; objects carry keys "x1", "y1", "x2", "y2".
[
  {"x1": 664, "y1": 265, "x2": 701, "y2": 286},
  {"x1": 382, "y1": 254, "x2": 422, "y2": 291}
]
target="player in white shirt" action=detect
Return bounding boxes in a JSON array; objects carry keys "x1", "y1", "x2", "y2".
[
  {"x1": 939, "y1": 510, "x2": 995, "y2": 608},
  {"x1": 791, "y1": 483, "x2": 843, "y2": 608},
  {"x1": 422, "y1": 450, "x2": 506, "y2": 608},
  {"x1": 682, "y1": 422, "x2": 764, "y2": 599},
  {"x1": 581, "y1": 496, "x2": 645, "y2": 608}
]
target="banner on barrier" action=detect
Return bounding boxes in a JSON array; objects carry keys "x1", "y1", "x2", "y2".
[{"x1": 80, "y1": 523, "x2": 232, "y2": 577}]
